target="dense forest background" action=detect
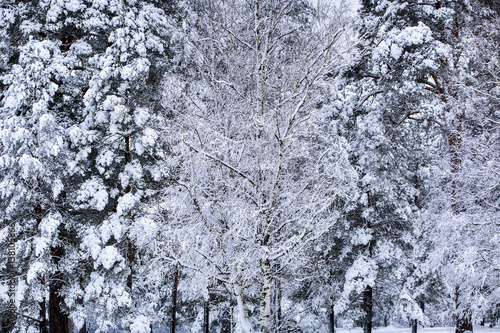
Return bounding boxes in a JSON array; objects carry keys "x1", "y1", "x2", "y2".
[{"x1": 0, "y1": 0, "x2": 499, "y2": 332}]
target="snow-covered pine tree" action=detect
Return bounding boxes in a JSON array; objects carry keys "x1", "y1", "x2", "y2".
[
  {"x1": 333, "y1": 85, "x2": 431, "y2": 331},
  {"x1": 337, "y1": 0, "x2": 470, "y2": 330},
  {"x1": 423, "y1": 1, "x2": 500, "y2": 331},
  {"x1": 62, "y1": 0, "x2": 178, "y2": 331},
  {"x1": 344, "y1": 0, "x2": 499, "y2": 332},
  {"x1": 0, "y1": 0, "x2": 98, "y2": 331}
]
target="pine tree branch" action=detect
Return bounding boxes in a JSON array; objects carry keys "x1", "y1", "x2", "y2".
[{"x1": 358, "y1": 90, "x2": 384, "y2": 108}]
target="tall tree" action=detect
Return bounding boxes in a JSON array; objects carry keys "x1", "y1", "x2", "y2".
[
  {"x1": 43, "y1": 0, "x2": 177, "y2": 331},
  {"x1": 0, "y1": 0, "x2": 92, "y2": 330},
  {"x1": 164, "y1": 0, "x2": 355, "y2": 332},
  {"x1": 336, "y1": 0, "x2": 469, "y2": 329},
  {"x1": 423, "y1": 1, "x2": 500, "y2": 331},
  {"x1": 344, "y1": 0, "x2": 500, "y2": 331}
]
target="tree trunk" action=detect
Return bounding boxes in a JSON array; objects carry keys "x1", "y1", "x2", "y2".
[
  {"x1": 221, "y1": 307, "x2": 231, "y2": 333},
  {"x1": 171, "y1": 263, "x2": 179, "y2": 333},
  {"x1": 363, "y1": 285, "x2": 373, "y2": 333},
  {"x1": 49, "y1": 284, "x2": 70, "y2": 333},
  {"x1": 234, "y1": 280, "x2": 252, "y2": 333},
  {"x1": 411, "y1": 319, "x2": 418, "y2": 333},
  {"x1": 259, "y1": 257, "x2": 272, "y2": 333},
  {"x1": 40, "y1": 297, "x2": 48, "y2": 333},
  {"x1": 455, "y1": 287, "x2": 473, "y2": 333},
  {"x1": 79, "y1": 320, "x2": 86, "y2": 333},
  {"x1": 449, "y1": 115, "x2": 471, "y2": 333},
  {"x1": 124, "y1": 135, "x2": 134, "y2": 291},
  {"x1": 36, "y1": 204, "x2": 48, "y2": 333},
  {"x1": 413, "y1": 300, "x2": 425, "y2": 332},
  {"x1": 274, "y1": 272, "x2": 282, "y2": 333},
  {"x1": 455, "y1": 313, "x2": 473, "y2": 333},
  {"x1": 49, "y1": 246, "x2": 70, "y2": 333},
  {"x1": 204, "y1": 300, "x2": 209, "y2": 333},
  {"x1": 330, "y1": 306, "x2": 335, "y2": 333},
  {"x1": 448, "y1": 124, "x2": 463, "y2": 210}
]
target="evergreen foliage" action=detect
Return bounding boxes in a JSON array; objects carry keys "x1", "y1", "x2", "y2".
[{"x1": 0, "y1": 0, "x2": 498, "y2": 332}]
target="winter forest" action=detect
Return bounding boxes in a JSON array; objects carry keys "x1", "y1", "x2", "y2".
[{"x1": 0, "y1": 0, "x2": 499, "y2": 332}]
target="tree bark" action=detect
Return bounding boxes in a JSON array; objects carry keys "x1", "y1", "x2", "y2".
[
  {"x1": 124, "y1": 135, "x2": 134, "y2": 291},
  {"x1": 449, "y1": 116, "x2": 471, "y2": 333},
  {"x1": 363, "y1": 285, "x2": 373, "y2": 333},
  {"x1": 49, "y1": 284, "x2": 70, "y2": 333},
  {"x1": 454, "y1": 287, "x2": 473, "y2": 333},
  {"x1": 36, "y1": 204, "x2": 48, "y2": 333},
  {"x1": 330, "y1": 306, "x2": 335, "y2": 333},
  {"x1": 455, "y1": 313, "x2": 473, "y2": 333},
  {"x1": 412, "y1": 300, "x2": 425, "y2": 333},
  {"x1": 79, "y1": 319, "x2": 86, "y2": 333},
  {"x1": 221, "y1": 307, "x2": 231, "y2": 333},
  {"x1": 204, "y1": 299, "x2": 209, "y2": 333},
  {"x1": 49, "y1": 246, "x2": 70, "y2": 333},
  {"x1": 259, "y1": 257, "x2": 272, "y2": 333},
  {"x1": 40, "y1": 297, "x2": 48, "y2": 333},
  {"x1": 234, "y1": 280, "x2": 252, "y2": 333},
  {"x1": 273, "y1": 270, "x2": 282, "y2": 333},
  {"x1": 363, "y1": 218, "x2": 374, "y2": 333},
  {"x1": 411, "y1": 319, "x2": 418, "y2": 333},
  {"x1": 171, "y1": 263, "x2": 179, "y2": 333}
]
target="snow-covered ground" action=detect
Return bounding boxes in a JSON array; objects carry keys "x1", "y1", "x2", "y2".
[{"x1": 337, "y1": 327, "x2": 500, "y2": 333}]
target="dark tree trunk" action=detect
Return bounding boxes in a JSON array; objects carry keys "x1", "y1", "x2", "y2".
[
  {"x1": 40, "y1": 298, "x2": 48, "y2": 333},
  {"x1": 330, "y1": 306, "x2": 335, "y2": 333},
  {"x1": 49, "y1": 246, "x2": 70, "y2": 333},
  {"x1": 36, "y1": 204, "x2": 48, "y2": 333},
  {"x1": 221, "y1": 307, "x2": 231, "y2": 333},
  {"x1": 171, "y1": 264, "x2": 179, "y2": 333},
  {"x1": 124, "y1": 135, "x2": 134, "y2": 291},
  {"x1": 363, "y1": 286, "x2": 373, "y2": 333},
  {"x1": 411, "y1": 301, "x2": 423, "y2": 333},
  {"x1": 455, "y1": 287, "x2": 473, "y2": 333},
  {"x1": 127, "y1": 237, "x2": 134, "y2": 290},
  {"x1": 203, "y1": 300, "x2": 209, "y2": 333},
  {"x1": 79, "y1": 321, "x2": 87, "y2": 333},
  {"x1": 49, "y1": 284, "x2": 70, "y2": 333},
  {"x1": 411, "y1": 319, "x2": 418, "y2": 333},
  {"x1": 455, "y1": 313, "x2": 473, "y2": 333}
]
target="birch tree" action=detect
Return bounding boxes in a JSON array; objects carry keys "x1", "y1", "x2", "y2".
[{"x1": 164, "y1": 0, "x2": 356, "y2": 332}]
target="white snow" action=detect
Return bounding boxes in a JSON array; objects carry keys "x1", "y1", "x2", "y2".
[
  {"x1": 96, "y1": 245, "x2": 123, "y2": 270},
  {"x1": 134, "y1": 108, "x2": 150, "y2": 127},
  {"x1": 65, "y1": 0, "x2": 83, "y2": 11},
  {"x1": 130, "y1": 315, "x2": 151, "y2": 333},
  {"x1": 81, "y1": 228, "x2": 102, "y2": 260},
  {"x1": 77, "y1": 178, "x2": 109, "y2": 211},
  {"x1": 0, "y1": 283, "x2": 9, "y2": 302},
  {"x1": 27, "y1": 261, "x2": 45, "y2": 284},
  {"x1": 337, "y1": 327, "x2": 500, "y2": 333},
  {"x1": 0, "y1": 227, "x2": 8, "y2": 243}
]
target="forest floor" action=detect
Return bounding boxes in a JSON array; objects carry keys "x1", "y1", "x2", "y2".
[{"x1": 337, "y1": 327, "x2": 500, "y2": 333}]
